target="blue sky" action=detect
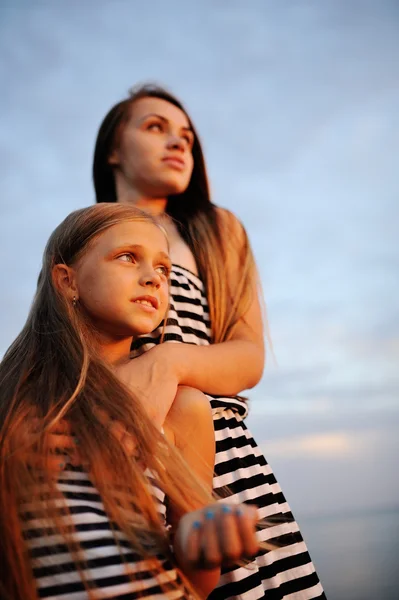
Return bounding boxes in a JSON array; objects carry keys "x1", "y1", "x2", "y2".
[{"x1": 0, "y1": 0, "x2": 398, "y2": 526}]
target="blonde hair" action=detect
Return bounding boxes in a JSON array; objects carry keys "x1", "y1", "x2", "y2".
[{"x1": 0, "y1": 204, "x2": 213, "y2": 600}]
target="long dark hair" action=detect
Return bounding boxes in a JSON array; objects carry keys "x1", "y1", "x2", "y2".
[{"x1": 93, "y1": 84, "x2": 256, "y2": 343}]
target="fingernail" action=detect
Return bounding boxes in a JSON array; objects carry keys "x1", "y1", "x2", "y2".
[
  {"x1": 192, "y1": 520, "x2": 202, "y2": 529},
  {"x1": 204, "y1": 509, "x2": 214, "y2": 520},
  {"x1": 74, "y1": 437, "x2": 79, "y2": 445},
  {"x1": 250, "y1": 505, "x2": 259, "y2": 518},
  {"x1": 59, "y1": 462, "x2": 65, "y2": 470},
  {"x1": 236, "y1": 506, "x2": 244, "y2": 516},
  {"x1": 221, "y1": 505, "x2": 232, "y2": 514}
]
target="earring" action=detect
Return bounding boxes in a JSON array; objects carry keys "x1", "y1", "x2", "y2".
[{"x1": 72, "y1": 296, "x2": 77, "y2": 307}]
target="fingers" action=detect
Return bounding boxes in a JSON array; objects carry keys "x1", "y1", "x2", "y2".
[
  {"x1": 44, "y1": 424, "x2": 81, "y2": 468},
  {"x1": 215, "y1": 505, "x2": 243, "y2": 565},
  {"x1": 234, "y1": 504, "x2": 260, "y2": 559},
  {"x1": 27, "y1": 452, "x2": 70, "y2": 474},
  {"x1": 183, "y1": 503, "x2": 260, "y2": 569},
  {"x1": 25, "y1": 419, "x2": 80, "y2": 474},
  {"x1": 29, "y1": 413, "x2": 139, "y2": 476},
  {"x1": 30, "y1": 419, "x2": 76, "y2": 455},
  {"x1": 199, "y1": 508, "x2": 223, "y2": 568},
  {"x1": 46, "y1": 434, "x2": 76, "y2": 452},
  {"x1": 48, "y1": 420, "x2": 73, "y2": 436},
  {"x1": 94, "y1": 408, "x2": 139, "y2": 459},
  {"x1": 106, "y1": 420, "x2": 138, "y2": 457},
  {"x1": 30, "y1": 418, "x2": 72, "y2": 437},
  {"x1": 185, "y1": 519, "x2": 202, "y2": 565}
]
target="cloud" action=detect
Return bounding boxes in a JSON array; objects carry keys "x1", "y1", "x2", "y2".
[
  {"x1": 0, "y1": 0, "x2": 398, "y2": 520},
  {"x1": 259, "y1": 430, "x2": 373, "y2": 460}
]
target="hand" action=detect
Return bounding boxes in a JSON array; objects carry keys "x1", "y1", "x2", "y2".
[
  {"x1": 114, "y1": 345, "x2": 180, "y2": 430},
  {"x1": 26, "y1": 413, "x2": 140, "y2": 475},
  {"x1": 24, "y1": 419, "x2": 80, "y2": 474},
  {"x1": 174, "y1": 502, "x2": 260, "y2": 569}
]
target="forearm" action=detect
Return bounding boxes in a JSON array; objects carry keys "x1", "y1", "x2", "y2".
[{"x1": 163, "y1": 339, "x2": 264, "y2": 397}]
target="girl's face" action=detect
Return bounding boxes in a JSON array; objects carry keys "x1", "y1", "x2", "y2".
[
  {"x1": 74, "y1": 220, "x2": 170, "y2": 339},
  {"x1": 109, "y1": 97, "x2": 195, "y2": 198}
]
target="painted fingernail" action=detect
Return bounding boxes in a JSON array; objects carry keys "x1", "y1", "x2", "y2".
[
  {"x1": 204, "y1": 509, "x2": 214, "y2": 520},
  {"x1": 221, "y1": 505, "x2": 232, "y2": 514},
  {"x1": 192, "y1": 520, "x2": 202, "y2": 529},
  {"x1": 74, "y1": 437, "x2": 79, "y2": 445},
  {"x1": 236, "y1": 506, "x2": 244, "y2": 516},
  {"x1": 59, "y1": 462, "x2": 65, "y2": 470}
]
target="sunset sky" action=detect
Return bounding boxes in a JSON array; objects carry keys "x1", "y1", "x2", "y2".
[{"x1": 1, "y1": 0, "x2": 398, "y2": 532}]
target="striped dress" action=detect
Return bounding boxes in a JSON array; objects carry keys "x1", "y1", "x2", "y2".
[
  {"x1": 22, "y1": 466, "x2": 190, "y2": 599},
  {"x1": 132, "y1": 265, "x2": 326, "y2": 600}
]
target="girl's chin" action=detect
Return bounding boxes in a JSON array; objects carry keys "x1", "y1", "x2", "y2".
[
  {"x1": 146, "y1": 177, "x2": 190, "y2": 197},
  {"x1": 129, "y1": 320, "x2": 161, "y2": 338}
]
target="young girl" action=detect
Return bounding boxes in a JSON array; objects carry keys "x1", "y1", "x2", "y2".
[
  {"x1": 0, "y1": 203, "x2": 262, "y2": 600},
  {"x1": 92, "y1": 84, "x2": 326, "y2": 599}
]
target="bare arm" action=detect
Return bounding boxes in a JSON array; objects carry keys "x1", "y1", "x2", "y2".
[
  {"x1": 158, "y1": 208, "x2": 265, "y2": 396},
  {"x1": 164, "y1": 388, "x2": 260, "y2": 595},
  {"x1": 162, "y1": 336, "x2": 264, "y2": 397},
  {"x1": 164, "y1": 387, "x2": 220, "y2": 597},
  {"x1": 164, "y1": 387, "x2": 215, "y2": 492},
  {"x1": 114, "y1": 210, "x2": 265, "y2": 427}
]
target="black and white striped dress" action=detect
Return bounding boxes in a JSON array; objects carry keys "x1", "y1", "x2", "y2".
[
  {"x1": 22, "y1": 466, "x2": 190, "y2": 599},
  {"x1": 132, "y1": 265, "x2": 326, "y2": 600}
]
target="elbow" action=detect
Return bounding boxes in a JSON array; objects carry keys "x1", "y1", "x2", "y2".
[
  {"x1": 246, "y1": 372, "x2": 262, "y2": 390},
  {"x1": 229, "y1": 360, "x2": 263, "y2": 396},
  {"x1": 226, "y1": 342, "x2": 264, "y2": 395},
  {"x1": 245, "y1": 345, "x2": 265, "y2": 389},
  {"x1": 245, "y1": 370, "x2": 263, "y2": 391}
]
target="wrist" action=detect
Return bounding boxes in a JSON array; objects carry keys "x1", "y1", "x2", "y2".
[{"x1": 158, "y1": 342, "x2": 187, "y2": 383}]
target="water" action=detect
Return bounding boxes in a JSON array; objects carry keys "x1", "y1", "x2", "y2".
[{"x1": 300, "y1": 507, "x2": 399, "y2": 600}]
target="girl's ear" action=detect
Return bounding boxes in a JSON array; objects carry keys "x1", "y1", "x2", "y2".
[
  {"x1": 52, "y1": 264, "x2": 79, "y2": 303},
  {"x1": 108, "y1": 147, "x2": 120, "y2": 166}
]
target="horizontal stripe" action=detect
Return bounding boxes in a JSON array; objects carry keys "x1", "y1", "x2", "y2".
[
  {"x1": 171, "y1": 294, "x2": 203, "y2": 306},
  {"x1": 30, "y1": 536, "x2": 133, "y2": 559},
  {"x1": 32, "y1": 264, "x2": 324, "y2": 599},
  {"x1": 215, "y1": 433, "x2": 258, "y2": 454},
  {"x1": 23, "y1": 468, "x2": 185, "y2": 600},
  {"x1": 168, "y1": 266, "x2": 324, "y2": 599},
  {"x1": 34, "y1": 552, "x2": 165, "y2": 578},
  {"x1": 214, "y1": 450, "x2": 277, "y2": 476}
]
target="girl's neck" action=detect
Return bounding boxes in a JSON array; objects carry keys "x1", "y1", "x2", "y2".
[
  {"x1": 115, "y1": 178, "x2": 168, "y2": 217},
  {"x1": 134, "y1": 196, "x2": 168, "y2": 218},
  {"x1": 96, "y1": 335, "x2": 133, "y2": 367}
]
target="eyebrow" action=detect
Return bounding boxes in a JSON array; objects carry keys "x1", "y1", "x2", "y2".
[
  {"x1": 139, "y1": 112, "x2": 193, "y2": 133},
  {"x1": 112, "y1": 243, "x2": 171, "y2": 263}
]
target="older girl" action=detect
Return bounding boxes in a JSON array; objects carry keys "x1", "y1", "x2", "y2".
[{"x1": 91, "y1": 85, "x2": 326, "y2": 599}]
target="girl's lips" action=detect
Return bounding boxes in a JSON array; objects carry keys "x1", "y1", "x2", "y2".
[
  {"x1": 133, "y1": 302, "x2": 157, "y2": 313},
  {"x1": 162, "y1": 156, "x2": 185, "y2": 171},
  {"x1": 131, "y1": 295, "x2": 159, "y2": 310}
]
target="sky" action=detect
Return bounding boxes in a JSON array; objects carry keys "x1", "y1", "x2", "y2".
[{"x1": 0, "y1": 1, "x2": 398, "y2": 593}]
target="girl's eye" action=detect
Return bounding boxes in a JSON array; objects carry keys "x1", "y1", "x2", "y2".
[
  {"x1": 156, "y1": 265, "x2": 170, "y2": 277},
  {"x1": 118, "y1": 253, "x2": 135, "y2": 263},
  {"x1": 183, "y1": 134, "x2": 193, "y2": 147},
  {"x1": 147, "y1": 122, "x2": 163, "y2": 132}
]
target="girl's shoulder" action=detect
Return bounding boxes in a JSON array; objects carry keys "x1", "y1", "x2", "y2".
[
  {"x1": 214, "y1": 206, "x2": 250, "y2": 256},
  {"x1": 214, "y1": 205, "x2": 247, "y2": 237},
  {"x1": 214, "y1": 205, "x2": 242, "y2": 225}
]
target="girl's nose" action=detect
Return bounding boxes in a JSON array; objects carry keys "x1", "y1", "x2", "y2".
[
  {"x1": 139, "y1": 270, "x2": 161, "y2": 288},
  {"x1": 166, "y1": 134, "x2": 185, "y2": 152}
]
